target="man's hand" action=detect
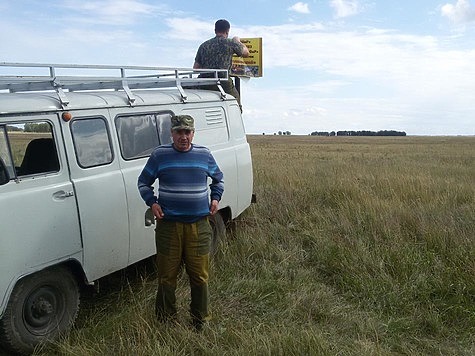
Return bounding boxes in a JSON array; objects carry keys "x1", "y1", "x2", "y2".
[
  {"x1": 151, "y1": 203, "x2": 164, "y2": 220},
  {"x1": 209, "y1": 199, "x2": 219, "y2": 215},
  {"x1": 232, "y1": 36, "x2": 249, "y2": 57}
]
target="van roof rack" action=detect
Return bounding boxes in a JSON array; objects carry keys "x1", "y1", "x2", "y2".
[{"x1": 0, "y1": 62, "x2": 229, "y2": 107}]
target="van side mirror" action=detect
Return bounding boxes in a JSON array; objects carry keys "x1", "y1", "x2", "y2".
[{"x1": 0, "y1": 157, "x2": 10, "y2": 185}]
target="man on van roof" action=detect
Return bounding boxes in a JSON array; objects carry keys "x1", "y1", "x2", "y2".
[
  {"x1": 193, "y1": 19, "x2": 249, "y2": 108},
  {"x1": 137, "y1": 114, "x2": 224, "y2": 331}
]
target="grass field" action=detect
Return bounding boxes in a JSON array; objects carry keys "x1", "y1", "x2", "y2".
[
  {"x1": 35, "y1": 135, "x2": 474, "y2": 355},
  {"x1": 6, "y1": 131, "x2": 52, "y2": 167}
]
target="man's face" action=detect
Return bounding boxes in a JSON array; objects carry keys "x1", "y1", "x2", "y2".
[{"x1": 172, "y1": 129, "x2": 194, "y2": 151}]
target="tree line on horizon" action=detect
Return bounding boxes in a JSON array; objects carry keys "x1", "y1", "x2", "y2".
[
  {"x1": 7, "y1": 123, "x2": 51, "y2": 133},
  {"x1": 310, "y1": 130, "x2": 407, "y2": 137}
]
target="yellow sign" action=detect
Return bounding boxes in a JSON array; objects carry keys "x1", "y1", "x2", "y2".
[{"x1": 231, "y1": 38, "x2": 263, "y2": 78}]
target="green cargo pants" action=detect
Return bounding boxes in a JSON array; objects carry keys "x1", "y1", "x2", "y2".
[{"x1": 154, "y1": 218, "x2": 211, "y2": 324}]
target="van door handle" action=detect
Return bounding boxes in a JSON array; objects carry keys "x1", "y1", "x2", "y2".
[{"x1": 53, "y1": 190, "x2": 75, "y2": 200}]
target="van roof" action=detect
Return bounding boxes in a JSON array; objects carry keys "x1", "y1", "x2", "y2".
[
  {"x1": 0, "y1": 89, "x2": 227, "y2": 115},
  {"x1": 0, "y1": 63, "x2": 232, "y2": 114}
]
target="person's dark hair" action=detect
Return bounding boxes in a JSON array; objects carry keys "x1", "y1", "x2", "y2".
[{"x1": 215, "y1": 19, "x2": 230, "y2": 33}]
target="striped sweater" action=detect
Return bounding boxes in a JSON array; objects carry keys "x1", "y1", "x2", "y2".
[{"x1": 137, "y1": 143, "x2": 224, "y2": 223}]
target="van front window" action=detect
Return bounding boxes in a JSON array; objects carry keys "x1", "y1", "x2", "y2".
[{"x1": 4, "y1": 121, "x2": 59, "y2": 177}]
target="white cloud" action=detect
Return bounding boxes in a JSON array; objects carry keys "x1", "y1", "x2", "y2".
[
  {"x1": 330, "y1": 0, "x2": 361, "y2": 18},
  {"x1": 60, "y1": 0, "x2": 171, "y2": 25},
  {"x1": 238, "y1": 23, "x2": 475, "y2": 135},
  {"x1": 288, "y1": 2, "x2": 311, "y2": 14},
  {"x1": 164, "y1": 18, "x2": 214, "y2": 41},
  {"x1": 441, "y1": 0, "x2": 475, "y2": 23}
]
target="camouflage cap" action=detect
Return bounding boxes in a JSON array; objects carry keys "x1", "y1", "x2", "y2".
[{"x1": 171, "y1": 115, "x2": 195, "y2": 131}]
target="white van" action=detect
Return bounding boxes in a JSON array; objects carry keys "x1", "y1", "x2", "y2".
[{"x1": 0, "y1": 63, "x2": 254, "y2": 354}]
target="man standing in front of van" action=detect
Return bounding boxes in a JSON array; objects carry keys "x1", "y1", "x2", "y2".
[
  {"x1": 137, "y1": 115, "x2": 224, "y2": 331},
  {"x1": 193, "y1": 19, "x2": 249, "y2": 108}
]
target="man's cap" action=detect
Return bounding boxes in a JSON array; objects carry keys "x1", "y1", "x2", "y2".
[{"x1": 171, "y1": 115, "x2": 195, "y2": 131}]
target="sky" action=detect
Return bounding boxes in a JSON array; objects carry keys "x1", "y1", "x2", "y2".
[{"x1": 1, "y1": 0, "x2": 475, "y2": 135}]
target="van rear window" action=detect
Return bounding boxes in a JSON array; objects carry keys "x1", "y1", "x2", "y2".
[{"x1": 115, "y1": 113, "x2": 172, "y2": 160}]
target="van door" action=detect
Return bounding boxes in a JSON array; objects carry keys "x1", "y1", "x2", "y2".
[
  {"x1": 60, "y1": 111, "x2": 129, "y2": 280},
  {"x1": 111, "y1": 109, "x2": 173, "y2": 264},
  {"x1": 0, "y1": 117, "x2": 82, "y2": 312},
  {"x1": 226, "y1": 103, "x2": 253, "y2": 217}
]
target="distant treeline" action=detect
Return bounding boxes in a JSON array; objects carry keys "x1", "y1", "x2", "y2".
[
  {"x1": 7, "y1": 123, "x2": 51, "y2": 133},
  {"x1": 310, "y1": 130, "x2": 406, "y2": 137}
]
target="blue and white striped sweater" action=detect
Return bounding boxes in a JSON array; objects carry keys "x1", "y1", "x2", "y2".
[{"x1": 138, "y1": 144, "x2": 224, "y2": 223}]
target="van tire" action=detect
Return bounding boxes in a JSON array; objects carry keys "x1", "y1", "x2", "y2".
[
  {"x1": 209, "y1": 213, "x2": 226, "y2": 256},
  {"x1": 0, "y1": 266, "x2": 79, "y2": 355}
]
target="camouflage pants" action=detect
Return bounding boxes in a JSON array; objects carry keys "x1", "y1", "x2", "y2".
[
  {"x1": 154, "y1": 218, "x2": 211, "y2": 323},
  {"x1": 200, "y1": 77, "x2": 242, "y2": 111}
]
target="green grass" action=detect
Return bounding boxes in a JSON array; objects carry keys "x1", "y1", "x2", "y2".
[
  {"x1": 7, "y1": 131, "x2": 52, "y2": 166},
  {"x1": 36, "y1": 135, "x2": 474, "y2": 355}
]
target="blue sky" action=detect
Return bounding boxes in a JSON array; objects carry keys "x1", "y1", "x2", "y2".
[{"x1": 1, "y1": 0, "x2": 475, "y2": 135}]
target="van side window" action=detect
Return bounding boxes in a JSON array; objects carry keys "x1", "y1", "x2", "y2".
[
  {"x1": 116, "y1": 113, "x2": 172, "y2": 160},
  {"x1": 71, "y1": 118, "x2": 113, "y2": 168},
  {"x1": 4, "y1": 121, "x2": 59, "y2": 177}
]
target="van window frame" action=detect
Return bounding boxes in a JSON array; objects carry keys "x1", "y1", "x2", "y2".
[
  {"x1": 70, "y1": 116, "x2": 114, "y2": 169},
  {"x1": 0, "y1": 124, "x2": 16, "y2": 181}
]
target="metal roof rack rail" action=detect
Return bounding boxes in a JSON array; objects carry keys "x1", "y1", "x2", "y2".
[{"x1": 0, "y1": 62, "x2": 229, "y2": 107}]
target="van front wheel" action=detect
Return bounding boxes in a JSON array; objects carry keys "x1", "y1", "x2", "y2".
[{"x1": 0, "y1": 266, "x2": 79, "y2": 355}]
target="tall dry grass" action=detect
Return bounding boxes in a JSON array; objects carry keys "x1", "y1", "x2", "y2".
[{"x1": 36, "y1": 135, "x2": 474, "y2": 355}]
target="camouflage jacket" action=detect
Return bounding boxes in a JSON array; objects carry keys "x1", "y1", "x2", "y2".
[{"x1": 195, "y1": 36, "x2": 244, "y2": 76}]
